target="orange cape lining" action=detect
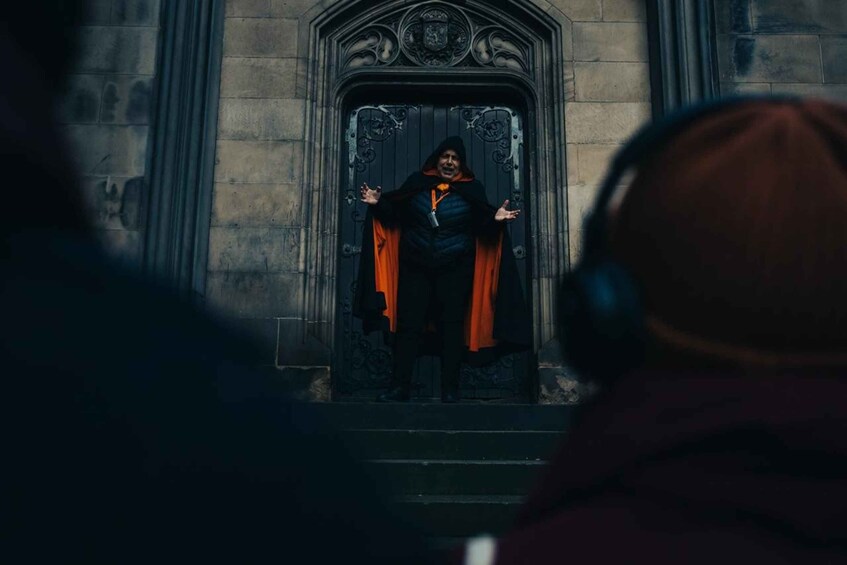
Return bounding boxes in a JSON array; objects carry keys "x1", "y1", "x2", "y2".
[{"x1": 372, "y1": 217, "x2": 502, "y2": 351}]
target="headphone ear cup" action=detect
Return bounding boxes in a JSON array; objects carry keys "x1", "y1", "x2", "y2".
[{"x1": 560, "y1": 259, "x2": 646, "y2": 380}]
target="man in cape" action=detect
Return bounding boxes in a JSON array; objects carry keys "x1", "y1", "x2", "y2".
[{"x1": 353, "y1": 136, "x2": 531, "y2": 402}]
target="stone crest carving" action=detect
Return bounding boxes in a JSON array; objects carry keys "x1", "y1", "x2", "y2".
[
  {"x1": 337, "y1": 2, "x2": 533, "y2": 75},
  {"x1": 400, "y1": 4, "x2": 471, "y2": 67}
]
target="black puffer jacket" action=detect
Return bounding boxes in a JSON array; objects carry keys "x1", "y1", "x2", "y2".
[{"x1": 399, "y1": 187, "x2": 475, "y2": 268}]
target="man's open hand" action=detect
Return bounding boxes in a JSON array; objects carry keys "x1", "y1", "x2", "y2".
[
  {"x1": 495, "y1": 199, "x2": 520, "y2": 222},
  {"x1": 360, "y1": 182, "x2": 381, "y2": 205}
]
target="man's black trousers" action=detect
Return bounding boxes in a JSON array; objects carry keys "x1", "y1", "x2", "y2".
[{"x1": 392, "y1": 257, "x2": 475, "y2": 393}]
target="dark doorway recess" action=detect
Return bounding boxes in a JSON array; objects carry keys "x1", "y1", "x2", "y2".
[
  {"x1": 336, "y1": 97, "x2": 531, "y2": 401},
  {"x1": 301, "y1": 0, "x2": 570, "y2": 405}
]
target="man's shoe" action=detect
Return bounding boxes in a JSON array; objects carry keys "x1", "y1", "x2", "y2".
[
  {"x1": 441, "y1": 390, "x2": 460, "y2": 403},
  {"x1": 376, "y1": 386, "x2": 410, "y2": 403}
]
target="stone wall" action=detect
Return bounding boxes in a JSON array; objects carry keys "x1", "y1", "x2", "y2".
[
  {"x1": 716, "y1": 0, "x2": 847, "y2": 102},
  {"x1": 58, "y1": 0, "x2": 162, "y2": 269},
  {"x1": 209, "y1": 0, "x2": 336, "y2": 399},
  {"x1": 557, "y1": 0, "x2": 652, "y2": 264},
  {"x1": 209, "y1": 0, "x2": 651, "y2": 401}
]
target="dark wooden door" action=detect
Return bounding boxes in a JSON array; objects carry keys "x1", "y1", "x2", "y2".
[{"x1": 337, "y1": 103, "x2": 530, "y2": 401}]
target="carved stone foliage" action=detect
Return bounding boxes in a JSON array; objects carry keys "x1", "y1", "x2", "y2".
[
  {"x1": 338, "y1": 1, "x2": 532, "y2": 76},
  {"x1": 342, "y1": 25, "x2": 399, "y2": 70},
  {"x1": 471, "y1": 27, "x2": 529, "y2": 73}
]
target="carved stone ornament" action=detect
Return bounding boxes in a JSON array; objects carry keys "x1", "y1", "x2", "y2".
[
  {"x1": 342, "y1": 25, "x2": 399, "y2": 70},
  {"x1": 338, "y1": 2, "x2": 533, "y2": 75},
  {"x1": 471, "y1": 26, "x2": 529, "y2": 73},
  {"x1": 399, "y1": 4, "x2": 471, "y2": 67}
]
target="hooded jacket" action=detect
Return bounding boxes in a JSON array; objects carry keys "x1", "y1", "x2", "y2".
[
  {"x1": 475, "y1": 371, "x2": 847, "y2": 564},
  {"x1": 353, "y1": 137, "x2": 531, "y2": 364}
]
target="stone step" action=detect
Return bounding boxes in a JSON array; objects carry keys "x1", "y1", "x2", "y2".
[
  {"x1": 366, "y1": 459, "x2": 547, "y2": 496},
  {"x1": 393, "y1": 495, "x2": 523, "y2": 537},
  {"x1": 343, "y1": 429, "x2": 563, "y2": 461},
  {"x1": 297, "y1": 402, "x2": 574, "y2": 431}
]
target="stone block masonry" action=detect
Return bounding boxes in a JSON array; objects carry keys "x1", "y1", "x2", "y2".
[
  {"x1": 59, "y1": 0, "x2": 163, "y2": 270},
  {"x1": 209, "y1": 0, "x2": 324, "y2": 377},
  {"x1": 716, "y1": 0, "x2": 847, "y2": 103},
  {"x1": 561, "y1": 1, "x2": 652, "y2": 263}
]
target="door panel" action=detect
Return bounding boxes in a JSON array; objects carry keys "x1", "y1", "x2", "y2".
[{"x1": 338, "y1": 103, "x2": 530, "y2": 400}]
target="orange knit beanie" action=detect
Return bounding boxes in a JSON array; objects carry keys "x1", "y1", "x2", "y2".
[{"x1": 609, "y1": 99, "x2": 847, "y2": 367}]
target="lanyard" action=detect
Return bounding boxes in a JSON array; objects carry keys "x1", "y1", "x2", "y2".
[{"x1": 431, "y1": 186, "x2": 451, "y2": 211}]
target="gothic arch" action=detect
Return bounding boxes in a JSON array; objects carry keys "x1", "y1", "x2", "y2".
[{"x1": 298, "y1": 0, "x2": 571, "y2": 373}]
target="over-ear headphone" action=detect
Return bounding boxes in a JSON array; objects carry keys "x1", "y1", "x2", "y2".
[{"x1": 559, "y1": 95, "x2": 800, "y2": 380}]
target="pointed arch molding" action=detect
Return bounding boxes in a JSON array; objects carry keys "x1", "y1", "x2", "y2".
[
  {"x1": 298, "y1": 0, "x2": 571, "y2": 354},
  {"x1": 143, "y1": 0, "x2": 225, "y2": 301}
]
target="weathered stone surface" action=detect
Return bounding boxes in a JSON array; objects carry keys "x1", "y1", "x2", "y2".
[
  {"x1": 576, "y1": 143, "x2": 620, "y2": 186},
  {"x1": 562, "y1": 17, "x2": 574, "y2": 62},
  {"x1": 536, "y1": 234, "x2": 564, "y2": 278},
  {"x1": 269, "y1": 0, "x2": 326, "y2": 18},
  {"x1": 717, "y1": 34, "x2": 822, "y2": 83},
  {"x1": 771, "y1": 83, "x2": 847, "y2": 102},
  {"x1": 564, "y1": 60, "x2": 576, "y2": 100},
  {"x1": 221, "y1": 317, "x2": 280, "y2": 364},
  {"x1": 80, "y1": 0, "x2": 112, "y2": 24},
  {"x1": 719, "y1": 82, "x2": 772, "y2": 95},
  {"x1": 538, "y1": 337, "x2": 565, "y2": 366},
  {"x1": 822, "y1": 36, "x2": 847, "y2": 83},
  {"x1": 574, "y1": 61, "x2": 650, "y2": 101},
  {"x1": 208, "y1": 227, "x2": 301, "y2": 272},
  {"x1": 205, "y1": 271, "x2": 303, "y2": 318},
  {"x1": 218, "y1": 98, "x2": 307, "y2": 140},
  {"x1": 566, "y1": 182, "x2": 601, "y2": 260},
  {"x1": 224, "y1": 17, "x2": 299, "y2": 58},
  {"x1": 226, "y1": 0, "x2": 271, "y2": 18},
  {"x1": 212, "y1": 183, "x2": 302, "y2": 226},
  {"x1": 75, "y1": 26, "x2": 158, "y2": 74},
  {"x1": 566, "y1": 143, "x2": 579, "y2": 186},
  {"x1": 538, "y1": 368, "x2": 596, "y2": 404},
  {"x1": 565, "y1": 102, "x2": 651, "y2": 143},
  {"x1": 111, "y1": 0, "x2": 161, "y2": 26},
  {"x1": 221, "y1": 57, "x2": 298, "y2": 98},
  {"x1": 602, "y1": 0, "x2": 647, "y2": 22},
  {"x1": 548, "y1": 0, "x2": 602, "y2": 21},
  {"x1": 97, "y1": 228, "x2": 143, "y2": 270},
  {"x1": 101, "y1": 76, "x2": 153, "y2": 124},
  {"x1": 716, "y1": 0, "x2": 753, "y2": 34},
  {"x1": 573, "y1": 22, "x2": 649, "y2": 61},
  {"x1": 277, "y1": 367, "x2": 331, "y2": 402},
  {"x1": 57, "y1": 74, "x2": 104, "y2": 124},
  {"x1": 752, "y1": 0, "x2": 847, "y2": 33},
  {"x1": 79, "y1": 176, "x2": 145, "y2": 230},
  {"x1": 215, "y1": 140, "x2": 304, "y2": 183},
  {"x1": 277, "y1": 318, "x2": 332, "y2": 366},
  {"x1": 63, "y1": 125, "x2": 149, "y2": 177}
]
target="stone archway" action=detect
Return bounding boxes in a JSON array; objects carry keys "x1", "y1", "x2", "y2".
[{"x1": 298, "y1": 0, "x2": 571, "y2": 398}]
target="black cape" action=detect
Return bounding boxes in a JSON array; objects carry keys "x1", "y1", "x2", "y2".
[{"x1": 352, "y1": 170, "x2": 531, "y2": 366}]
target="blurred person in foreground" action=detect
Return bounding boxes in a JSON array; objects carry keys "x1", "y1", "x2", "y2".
[
  {"x1": 2, "y1": 4, "x2": 430, "y2": 563},
  {"x1": 456, "y1": 97, "x2": 847, "y2": 564}
]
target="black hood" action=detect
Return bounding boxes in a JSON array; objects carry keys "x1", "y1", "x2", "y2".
[{"x1": 421, "y1": 136, "x2": 475, "y2": 179}]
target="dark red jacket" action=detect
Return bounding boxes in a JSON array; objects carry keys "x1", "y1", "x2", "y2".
[{"x1": 485, "y1": 371, "x2": 847, "y2": 563}]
